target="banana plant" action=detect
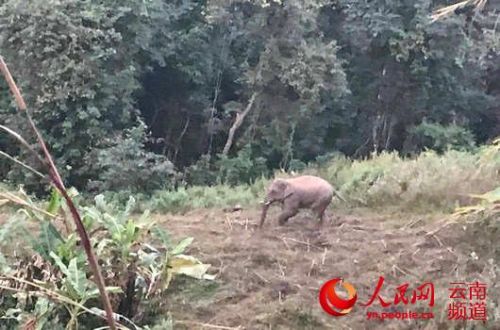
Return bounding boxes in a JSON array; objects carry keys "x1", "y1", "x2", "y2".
[
  {"x1": 0, "y1": 188, "x2": 215, "y2": 328},
  {"x1": 137, "y1": 233, "x2": 216, "y2": 299},
  {"x1": 49, "y1": 252, "x2": 122, "y2": 329}
]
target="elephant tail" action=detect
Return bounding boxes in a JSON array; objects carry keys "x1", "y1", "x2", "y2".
[{"x1": 332, "y1": 189, "x2": 347, "y2": 203}]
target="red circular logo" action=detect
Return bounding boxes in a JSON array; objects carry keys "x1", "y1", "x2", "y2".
[{"x1": 319, "y1": 278, "x2": 358, "y2": 317}]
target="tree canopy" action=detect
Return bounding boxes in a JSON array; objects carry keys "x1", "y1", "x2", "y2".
[{"x1": 0, "y1": 0, "x2": 498, "y2": 193}]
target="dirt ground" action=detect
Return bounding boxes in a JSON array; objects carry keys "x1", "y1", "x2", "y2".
[{"x1": 155, "y1": 206, "x2": 499, "y2": 330}]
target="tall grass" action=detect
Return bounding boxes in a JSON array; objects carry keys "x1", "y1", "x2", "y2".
[
  {"x1": 309, "y1": 147, "x2": 500, "y2": 211},
  {"x1": 141, "y1": 144, "x2": 500, "y2": 214},
  {"x1": 146, "y1": 177, "x2": 268, "y2": 213}
]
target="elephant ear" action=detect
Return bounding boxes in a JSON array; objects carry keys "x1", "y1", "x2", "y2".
[
  {"x1": 273, "y1": 179, "x2": 287, "y2": 189},
  {"x1": 283, "y1": 181, "x2": 294, "y2": 199},
  {"x1": 274, "y1": 179, "x2": 293, "y2": 200}
]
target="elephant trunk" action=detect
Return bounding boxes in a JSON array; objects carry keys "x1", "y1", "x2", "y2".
[
  {"x1": 261, "y1": 193, "x2": 273, "y2": 207},
  {"x1": 259, "y1": 202, "x2": 271, "y2": 228}
]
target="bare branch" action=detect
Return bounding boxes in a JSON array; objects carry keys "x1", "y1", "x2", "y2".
[
  {"x1": 0, "y1": 125, "x2": 46, "y2": 166},
  {"x1": 430, "y1": 0, "x2": 488, "y2": 22},
  {"x1": 0, "y1": 57, "x2": 27, "y2": 110},
  {"x1": 0, "y1": 150, "x2": 46, "y2": 179},
  {"x1": 222, "y1": 92, "x2": 258, "y2": 156}
]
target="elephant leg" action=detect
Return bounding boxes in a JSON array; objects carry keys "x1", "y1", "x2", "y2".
[
  {"x1": 314, "y1": 202, "x2": 330, "y2": 226},
  {"x1": 318, "y1": 207, "x2": 328, "y2": 226},
  {"x1": 278, "y1": 208, "x2": 299, "y2": 226}
]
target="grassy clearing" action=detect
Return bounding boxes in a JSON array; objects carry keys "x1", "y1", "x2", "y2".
[
  {"x1": 155, "y1": 207, "x2": 500, "y2": 329},
  {"x1": 1, "y1": 144, "x2": 499, "y2": 329}
]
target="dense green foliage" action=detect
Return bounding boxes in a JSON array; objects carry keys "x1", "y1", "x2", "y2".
[{"x1": 0, "y1": 0, "x2": 499, "y2": 194}]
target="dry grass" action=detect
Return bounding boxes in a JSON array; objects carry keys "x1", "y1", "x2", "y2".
[
  {"x1": 305, "y1": 148, "x2": 500, "y2": 212},
  {"x1": 155, "y1": 206, "x2": 499, "y2": 329}
]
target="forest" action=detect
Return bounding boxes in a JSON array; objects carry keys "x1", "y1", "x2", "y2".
[
  {"x1": 0, "y1": 0, "x2": 498, "y2": 195},
  {"x1": 0, "y1": 0, "x2": 499, "y2": 329}
]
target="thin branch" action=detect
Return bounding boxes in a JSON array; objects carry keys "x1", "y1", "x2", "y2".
[
  {"x1": 207, "y1": 29, "x2": 230, "y2": 157},
  {"x1": 173, "y1": 116, "x2": 190, "y2": 162},
  {"x1": 0, "y1": 125, "x2": 46, "y2": 166},
  {"x1": 430, "y1": 0, "x2": 488, "y2": 22},
  {"x1": 0, "y1": 150, "x2": 46, "y2": 179},
  {"x1": 222, "y1": 92, "x2": 258, "y2": 156}
]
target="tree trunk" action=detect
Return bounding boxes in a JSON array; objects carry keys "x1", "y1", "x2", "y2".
[
  {"x1": 222, "y1": 92, "x2": 258, "y2": 156},
  {"x1": 173, "y1": 116, "x2": 190, "y2": 162}
]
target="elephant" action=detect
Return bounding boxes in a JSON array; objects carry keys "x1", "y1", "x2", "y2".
[{"x1": 259, "y1": 175, "x2": 335, "y2": 228}]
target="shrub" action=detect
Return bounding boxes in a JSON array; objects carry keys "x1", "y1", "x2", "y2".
[
  {"x1": 183, "y1": 154, "x2": 218, "y2": 186},
  {"x1": 148, "y1": 182, "x2": 263, "y2": 213},
  {"x1": 215, "y1": 145, "x2": 269, "y2": 186},
  {"x1": 332, "y1": 152, "x2": 400, "y2": 206},
  {"x1": 305, "y1": 144, "x2": 500, "y2": 211},
  {"x1": 86, "y1": 122, "x2": 178, "y2": 194},
  {"x1": 405, "y1": 121, "x2": 477, "y2": 154},
  {"x1": 0, "y1": 188, "x2": 214, "y2": 329},
  {"x1": 104, "y1": 141, "x2": 500, "y2": 215},
  {"x1": 288, "y1": 159, "x2": 307, "y2": 172},
  {"x1": 184, "y1": 145, "x2": 269, "y2": 187}
]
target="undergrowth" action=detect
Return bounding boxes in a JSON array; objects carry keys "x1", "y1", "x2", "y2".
[
  {"x1": 308, "y1": 146, "x2": 500, "y2": 212},
  {"x1": 5, "y1": 142, "x2": 500, "y2": 217},
  {"x1": 0, "y1": 188, "x2": 215, "y2": 329},
  {"x1": 113, "y1": 142, "x2": 500, "y2": 214}
]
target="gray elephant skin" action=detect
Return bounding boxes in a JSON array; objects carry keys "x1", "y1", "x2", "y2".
[{"x1": 259, "y1": 175, "x2": 334, "y2": 228}]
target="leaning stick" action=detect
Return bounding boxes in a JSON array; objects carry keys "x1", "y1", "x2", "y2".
[{"x1": 0, "y1": 56, "x2": 117, "y2": 330}]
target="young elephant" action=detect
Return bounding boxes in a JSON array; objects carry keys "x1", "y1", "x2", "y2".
[{"x1": 259, "y1": 175, "x2": 334, "y2": 228}]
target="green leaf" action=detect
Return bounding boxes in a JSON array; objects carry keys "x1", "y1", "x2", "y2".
[
  {"x1": 67, "y1": 258, "x2": 87, "y2": 297},
  {"x1": 151, "y1": 227, "x2": 171, "y2": 246},
  {"x1": 95, "y1": 194, "x2": 108, "y2": 211},
  {"x1": 170, "y1": 237, "x2": 194, "y2": 255},
  {"x1": 138, "y1": 250, "x2": 159, "y2": 267},
  {"x1": 125, "y1": 219, "x2": 139, "y2": 242},
  {"x1": 33, "y1": 297, "x2": 54, "y2": 330},
  {"x1": 124, "y1": 196, "x2": 136, "y2": 218},
  {"x1": 34, "y1": 297, "x2": 51, "y2": 315},
  {"x1": 46, "y1": 188, "x2": 62, "y2": 215},
  {"x1": 34, "y1": 223, "x2": 64, "y2": 260},
  {"x1": 55, "y1": 234, "x2": 82, "y2": 263},
  {"x1": 49, "y1": 251, "x2": 69, "y2": 276}
]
